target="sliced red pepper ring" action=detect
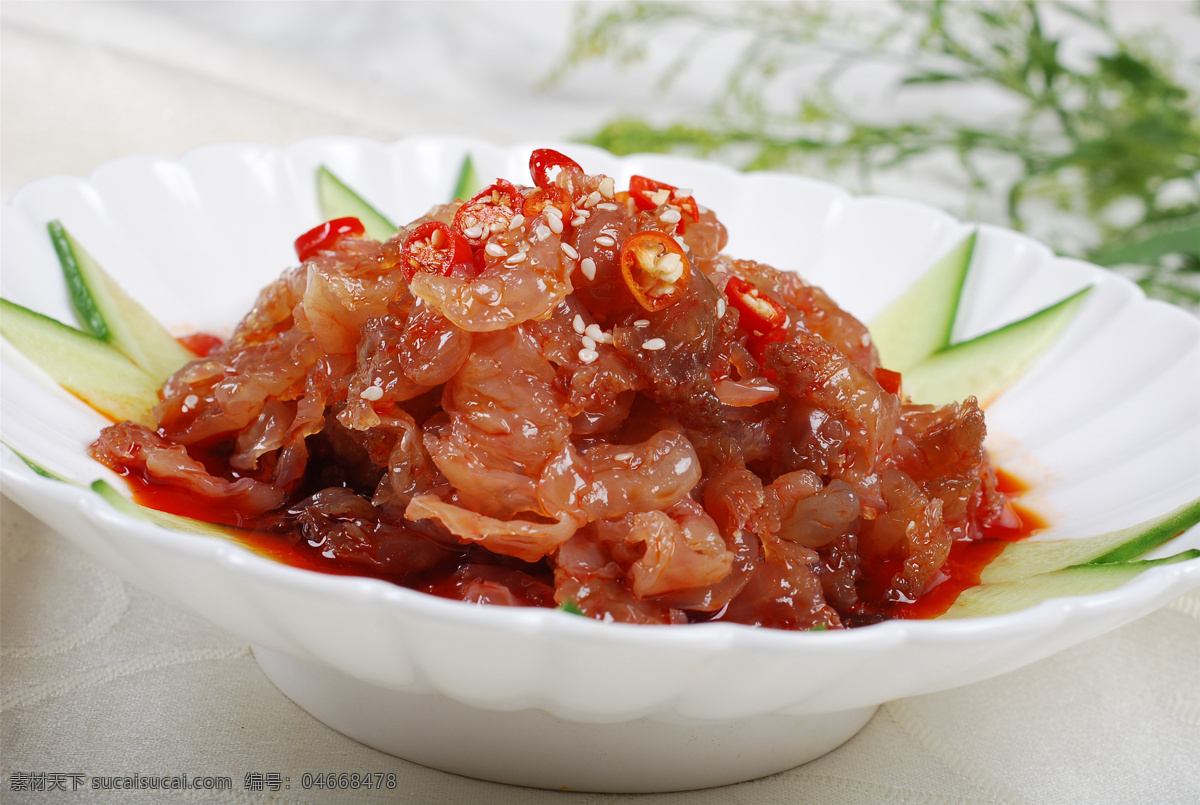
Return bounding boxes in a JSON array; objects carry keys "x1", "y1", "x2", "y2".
[
  {"x1": 294, "y1": 216, "x2": 366, "y2": 262},
  {"x1": 400, "y1": 221, "x2": 473, "y2": 283},
  {"x1": 628, "y1": 175, "x2": 700, "y2": 231},
  {"x1": 177, "y1": 332, "x2": 224, "y2": 358},
  {"x1": 874, "y1": 367, "x2": 903, "y2": 396},
  {"x1": 522, "y1": 186, "x2": 573, "y2": 221},
  {"x1": 453, "y1": 180, "x2": 523, "y2": 246},
  {"x1": 725, "y1": 276, "x2": 787, "y2": 336},
  {"x1": 746, "y1": 327, "x2": 787, "y2": 366},
  {"x1": 619, "y1": 231, "x2": 691, "y2": 312},
  {"x1": 529, "y1": 149, "x2": 585, "y2": 196}
]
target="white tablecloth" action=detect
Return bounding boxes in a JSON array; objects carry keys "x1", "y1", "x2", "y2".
[{"x1": 3, "y1": 3, "x2": 1198, "y2": 802}]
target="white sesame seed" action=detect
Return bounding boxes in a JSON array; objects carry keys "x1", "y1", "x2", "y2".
[
  {"x1": 572, "y1": 207, "x2": 591, "y2": 219},
  {"x1": 360, "y1": 385, "x2": 384, "y2": 401},
  {"x1": 582, "y1": 335, "x2": 597, "y2": 351},
  {"x1": 584, "y1": 323, "x2": 605, "y2": 341},
  {"x1": 716, "y1": 298, "x2": 726, "y2": 319},
  {"x1": 580, "y1": 257, "x2": 596, "y2": 281},
  {"x1": 860, "y1": 333, "x2": 871, "y2": 347},
  {"x1": 535, "y1": 224, "x2": 552, "y2": 241},
  {"x1": 544, "y1": 205, "x2": 563, "y2": 219},
  {"x1": 463, "y1": 224, "x2": 484, "y2": 240},
  {"x1": 594, "y1": 235, "x2": 616, "y2": 248},
  {"x1": 614, "y1": 452, "x2": 634, "y2": 461},
  {"x1": 673, "y1": 188, "x2": 693, "y2": 199},
  {"x1": 585, "y1": 191, "x2": 603, "y2": 208},
  {"x1": 633, "y1": 319, "x2": 650, "y2": 328},
  {"x1": 505, "y1": 251, "x2": 527, "y2": 265},
  {"x1": 595, "y1": 202, "x2": 620, "y2": 211},
  {"x1": 561, "y1": 242, "x2": 579, "y2": 259},
  {"x1": 642, "y1": 338, "x2": 666, "y2": 351},
  {"x1": 184, "y1": 394, "x2": 199, "y2": 409},
  {"x1": 507, "y1": 214, "x2": 525, "y2": 231},
  {"x1": 546, "y1": 215, "x2": 564, "y2": 234},
  {"x1": 698, "y1": 205, "x2": 709, "y2": 214},
  {"x1": 572, "y1": 314, "x2": 586, "y2": 333},
  {"x1": 485, "y1": 242, "x2": 507, "y2": 257},
  {"x1": 599, "y1": 177, "x2": 616, "y2": 199},
  {"x1": 571, "y1": 215, "x2": 587, "y2": 227},
  {"x1": 578, "y1": 348, "x2": 599, "y2": 364},
  {"x1": 660, "y1": 208, "x2": 682, "y2": 224}
]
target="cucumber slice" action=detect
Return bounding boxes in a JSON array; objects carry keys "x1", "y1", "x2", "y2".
[
  {"x1": 902, "y1": 285, "x2": 1091, "y2": 406},
  {"x1": 0, "y1": 298, "x2": 159, "y2": 427},
  {"x1": 2, "y1": 441, "x2": 73, "y2": 483},
  {"x1": 940, "y1": 550, "x2": 1200, "y2": 618},
  {"x1": 983, "y1": 496, "x2": 1200, "y2": 583},
  {"x1": 48, "y1": 221, "x2": 193, "y2": 384},
  {"x1": 316, "y1": 166, "x2": 397, "y2": 241},
  {"x1": 91, "y1": 479, "x2": 237, "y2": 538},
  {"x1": 451, "y1": 153, "x2": 483, "y2": 202},
  {"x1": 870, "y1": 232, "x2": 975, "y2": 373}
]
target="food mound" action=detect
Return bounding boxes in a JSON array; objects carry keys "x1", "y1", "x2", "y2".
[{"x1": 90, "y1": 150, "x2": 1021, "y2": 629}]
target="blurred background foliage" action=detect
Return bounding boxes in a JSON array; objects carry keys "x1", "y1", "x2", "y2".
[{"x1": 554, "y1": 0, "x2": 1200, "y2": 307}]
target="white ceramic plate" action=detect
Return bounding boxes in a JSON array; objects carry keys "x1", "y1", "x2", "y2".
[{"x1": 3, "y1": 137, "x2": 1199, "y2": 793}]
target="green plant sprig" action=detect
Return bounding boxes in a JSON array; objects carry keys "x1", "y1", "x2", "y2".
[{"x1": 553, "y1": 0, "x2": 1200, "y2": 307}]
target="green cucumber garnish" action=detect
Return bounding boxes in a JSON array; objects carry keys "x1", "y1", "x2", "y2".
[
  {"x1": 557, "y1": 600, "x2": 585, "y2": 616},
  {"x1": 869, "y1": 230, "x2": 1091, "y2": 407},
  {"x1": 90, "y1": 479, "x2": 237, "y2": 537},
  {"x1": 48, "y1": 221, "x2": 193, "y2": 384},
  {"x1": 0, "y1": 298, "x2": 159, "y2": 427},
  {"x1": 941, "y1": 550, "x2": 1200, "y2": 618},
  {"x1": 451, "y1": 154, "x2": 483, "y2": 202},
  {"x1": 871, "y1": 232, "x2": 975, "y2": 374},
  {"x1": 983, "y1": 496, "x2": 1200, "y2": 584},
  {"x1": 316, "y1": 166, "x2": 397, "y2": 241},
  {"x1": 3, "y1": 441, "x2": 73, "y2": 483},
  {"x1": 902, "y1": 285, "x2": 1092, "y2": 406}
]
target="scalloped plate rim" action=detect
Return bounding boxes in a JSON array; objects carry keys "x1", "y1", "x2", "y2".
[{"x1": 1, "y1": 135, "x2": 1198, "y2": 707}]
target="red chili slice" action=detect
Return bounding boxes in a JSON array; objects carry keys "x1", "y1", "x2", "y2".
[
  {"x1": 453, "y1": 180, "x2": 522, "y2": 246},
  {"x1": 874, "y1": 367, "x2": 903, "y2": 396},
  {"x1": 629, "y1": 176, "x2": 674, "y2": 211},
  {"x1": 522, "y1": 186, "x2": 573, "y2": 221},
  {"x1": 619, "y1": 231, "x2": 691, "y2": 312},
  {"x1": 177, "y1": 332, "x2": 223, "y2": 358},
  {"x1": 400, "y1": 221, "x2": 473, "y2": 283},
  {"x1": 628, "y1": 175, "x2": 700, "y2": 231},
  {"x1": 529, "y1": 149, "x2": 584, "y2": 196},
  {"x1": 294, "y1": 216, "x2": 365, "y2": 262},
  {"x1": 725, "y1": 277, "x2": 787, "y2": 336},
  {"x1": 746, "y1": 327, "x2": 787, "y2": 366}
]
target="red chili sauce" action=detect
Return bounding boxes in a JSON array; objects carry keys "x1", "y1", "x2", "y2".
[
  {"x1": 124, "y1": 460, "x2": 1046, "y2": 622},
  {"x1": 889, "y1": 468, "x2": 1046, "y2": 619}
]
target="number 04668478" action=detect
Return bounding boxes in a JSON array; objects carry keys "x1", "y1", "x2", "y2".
[{"x1": 299, "y1": 773, "x2": 396, "y2": 790}]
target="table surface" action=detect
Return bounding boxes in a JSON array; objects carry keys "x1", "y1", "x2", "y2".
[{"x1": 3, "y1": 3, "x2": 1199, "y2": 803}]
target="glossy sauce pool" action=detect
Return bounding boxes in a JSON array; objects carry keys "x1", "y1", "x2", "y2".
[
  {"x1": 889, "y1": 468, "x2": 1047, "y2": 619},
  {"x1": 122, "y1": 465, "x2": 1048, "y2": 623}
]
